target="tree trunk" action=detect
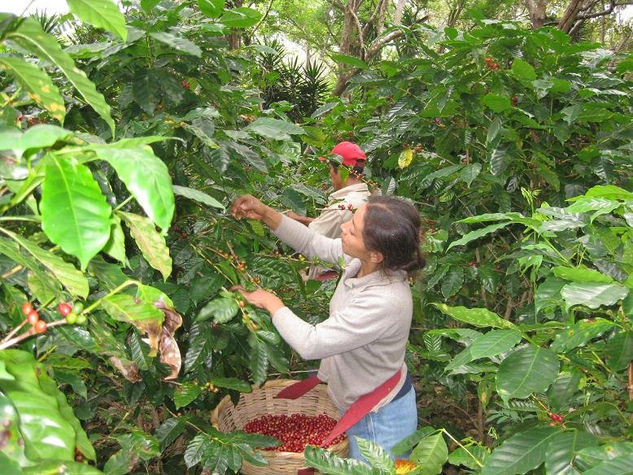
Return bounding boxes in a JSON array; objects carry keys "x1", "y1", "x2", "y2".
[
  {"x1": 525, "y1": 0, "x2": 549, "y2": 29},
  {"x1": 558, "y1": 0, "x2": 586, "y2": 33},
  {"x1": 332, "y1": 0, "x2": 404, "y2": 96},
  {"x1": 394, "y1": 0, "x2": 406, "y2": 24},
  {"x1": 227, "y1": 0, "x2": 243, "y2": 49},
  {"x1": 447, "y1": 0, "x2": 468, "y2": 28},
  {"x1": 306, "y1": 43, "x2": 312, "y2": 65},
  {"x1": 332, "y1": 0, "x2": 366, "y2": 96},
  {"x1": 614, "y1": 27, "x2": 632, "y2": 51}
]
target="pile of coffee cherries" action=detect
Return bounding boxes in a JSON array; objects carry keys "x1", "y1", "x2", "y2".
[{"x1": 243, "y1": 413, "x2": 345, "y2": 452}]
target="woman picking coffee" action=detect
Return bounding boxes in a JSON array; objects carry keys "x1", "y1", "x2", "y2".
[{"x1": 231, "y1": 194, "x2": 425, "y2": 462}]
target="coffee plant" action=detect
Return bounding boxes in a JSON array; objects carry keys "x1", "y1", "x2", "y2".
[{"x1": 1, "y1": 1, "x2": 632, "y2": 474}]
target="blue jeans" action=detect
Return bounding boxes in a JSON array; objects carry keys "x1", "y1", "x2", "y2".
[{"x1": 345, "y1": 387, "x2": 417, "y2": 463}]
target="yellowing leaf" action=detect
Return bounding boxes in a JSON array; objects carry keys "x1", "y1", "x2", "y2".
[
  {"x1": 398, "y1": 148, "x2": 414, "y2": 169},
  {"x1": 118, "y1": 211, "x2": 172, "y2": 280}
]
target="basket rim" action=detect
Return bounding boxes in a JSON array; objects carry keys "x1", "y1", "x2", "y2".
[{"x1": 210, "y1": 378, "x2": 348, "y2": 457}]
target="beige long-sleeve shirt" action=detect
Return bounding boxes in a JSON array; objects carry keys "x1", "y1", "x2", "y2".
[{"x1": 272, "y1": 215, "x2": 411, "y2": 412}]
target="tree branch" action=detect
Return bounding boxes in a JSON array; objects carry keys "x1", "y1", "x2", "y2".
[
  {"x1": 348, "y1": 4, "x2": 366, "y2": 59},
  {"x1": 558, "y1": 0, "x2": 633, "y2": 33},
  {"x1": 250, "y1": 0, "x2": 275, "y2": 37},
  {"x1": 363, "y1": 0, "x2": 389, "y2": 36},
  {"x1": 327, "y1": 0, "x2": 346, "y2": 12},
  {"x1": 364, "y1": 28, "x2": 403, "y2": 60}
]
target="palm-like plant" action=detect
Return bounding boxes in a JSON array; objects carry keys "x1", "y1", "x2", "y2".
[{"x1": 256, "y1": 39, "x2": 329, "y2": 121}]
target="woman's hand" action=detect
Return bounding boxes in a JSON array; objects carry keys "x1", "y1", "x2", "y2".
[
  {"x1": 232, "y1": 286, "x2": 285, "y2": 315},
  {"x1": 231, "y1": 195, "x2": 267, "y2": 220},
  {"x1": 231, "y1": 195, "x2": 282, "y2": 229}
]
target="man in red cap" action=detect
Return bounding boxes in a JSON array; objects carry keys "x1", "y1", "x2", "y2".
[{"x1": 286, "y1": 141, "x2": 371, "y2": 280}]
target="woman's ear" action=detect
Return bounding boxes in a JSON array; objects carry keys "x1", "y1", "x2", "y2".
[{"x1": 369, "y1": 251, "x2": 384, "y2": 264}]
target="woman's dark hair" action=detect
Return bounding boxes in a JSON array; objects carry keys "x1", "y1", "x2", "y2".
[{"x1": 362, "y1": 196, "x2": 425, "y2": 274}]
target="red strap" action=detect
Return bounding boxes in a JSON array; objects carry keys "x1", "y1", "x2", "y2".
[
  {"x1": 320, "y1": 370, "x2": 402, "y2": 446},
  {"x1": 275, "y1": 375, "x2": 322, "y2": 400},
  {"x1": 296, "y1": 469, "x2": 316, "y2": 475}
]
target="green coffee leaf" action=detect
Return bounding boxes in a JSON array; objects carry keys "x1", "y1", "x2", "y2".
[
  {"x1": 470, "y1": 329, "x2": 522, "y2": 360},
  {"x1": 3, "y1": 230, "x2": 89, "y2": 298},
  {"x1": 605, "y1": 331, "x2": 633, "y2": 371},
  {"x1": 561, "y1": 282, "x2": 629, "y2": 310},
  {"x1": 511, "y1": 58, "x2": 536, "y2": 81},
  {"x1": 208, "y1": 377, "x2": 251, "y2": 392},
  {"x1": 248, "y1": 337, "x2": 268, "y2": 385},
  {"x1": 155, "y1": 417, "x2": 187, "y2": 450},
  {"x1": 481, "y1": 426, "x2": 560, "y2": 475},
  {"x1": 552, "y1": 266, "x2": 613, "y2": 283},
  {"x1": 67, "y1": 0, "x2": 127, "y2": 41},
  {"x1": 331, "y1": 53, "x2": 369, "y2": 70},
  {"x1": 432, "y1": 304, "x2": 516, "y2": 329},
  {"x1": 482, "y1": 93, "x2": 511, "y2": 113},
  {"x1": 102, "y1": 214, "x2": 127, "y2": 264},
  {"x1": 497, "y1": 346, "x2": 559, "y2": 401},
  {"x1": 447, "y1": 222, "x2": 512, "y2": 250},
  {"x1": 173, "y1": 185, "x2": 225, "y2": 210},
  {"x1": 246, "y1": 118, "x2": 305, "y2": 140},
  {"x1": 356, "y1": 438, "x2": 393, "y2": 471},
  {"x1": 304, "y1": 444, "x2": 373, "y2": 474},
  {"x1": 219, "y1": 7, "x2": 261, "y2": 28},
  {"x1": 549, "y1": 318, "x2": 616, "y2": 353},
  {"x1": 0, "y1": 56, "x2": 65, "y2": 124},
  {"x1": 544, "y1": 430, "x2": 597, "y2": 475},
  {"x1": 150, "y1": 32, "x2": 202, "y2": 57},
  {"x1": 582, "y1": 455, "x2": 633, "y2": 475},
  {"x1": 410, "y1": 432, "x2": 448, "y2": 474},
  {"x1": 184, "y1": 323, "x2": 212, "y2": 373},
  {"x1": 0, "y1": 350, "x2": 78, "y2": 462},
  {"x1": 197, "y1": 297, "x2": 239, "y2": 323},
  {"x1": 94, "y1": 145, "x2": 174, "y2": 231},
  {"x1": 8, "y1": 18, "x2": 114, "y2": 136},
  {"x1": 101, "y1": 293, "x2": 164, "y2": 323},
  {"x1": 41, "y1": 155, "x2": 112, "y2": 270},
  {"x1": 199, "y1": 0, "x2": 225, "y2": 17},
  {"x1": 174, "y1": 382, "x2": 203, "y2": 409}
]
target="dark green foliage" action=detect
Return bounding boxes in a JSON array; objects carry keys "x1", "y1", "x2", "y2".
[
  {"x1": 1, "y1": 1, "x2": 633, "y2": 473},
  {"x1": 256, "y1": 38, "x2": 329, "y2": 121}
]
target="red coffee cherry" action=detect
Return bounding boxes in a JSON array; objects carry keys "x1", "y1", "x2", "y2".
[
  {"x1": 549, "y1": 413, "x2": 564, "y2": 422},
  {"x1": 34, "y1": 320, "x2": 47, "y2": 333},
  {"x1": 21, "y1": 302, "x2": 33, "y2": 315},
  {"x1": 26, "y1": 310, "x2": 39, "y2": 326},
  {"x1": 57, "y1": 302, "x2": 72, "y2": 317}
]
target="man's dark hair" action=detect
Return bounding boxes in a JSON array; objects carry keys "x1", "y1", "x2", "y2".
[
  {"x1": 328, "y1": 160, "x2": 365, "y2": 176},
  {"x1": 362, "y1": 196, "x2": 425, "y2": 274}
]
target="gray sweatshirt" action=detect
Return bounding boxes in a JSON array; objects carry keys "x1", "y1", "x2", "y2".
[{"x1": 272, "y1": 215, "x2": 411, "y2": 411}]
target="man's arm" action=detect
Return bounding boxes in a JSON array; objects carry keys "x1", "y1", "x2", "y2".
[{"x1": 285, "y1": 210, "x2": 314, "y2": 226}]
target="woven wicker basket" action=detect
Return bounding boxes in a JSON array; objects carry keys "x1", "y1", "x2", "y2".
[{"x1": 211, "y1": 379, "x2": 349, "y2": 474}]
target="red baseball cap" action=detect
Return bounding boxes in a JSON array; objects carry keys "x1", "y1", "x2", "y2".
[{"x1": 319, "y1": 141, "x2": 367, "y2": 166}]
